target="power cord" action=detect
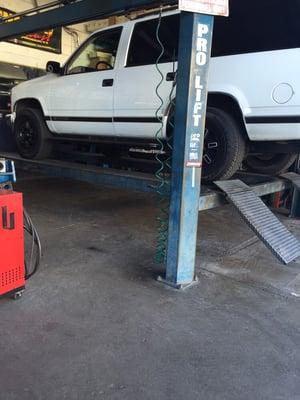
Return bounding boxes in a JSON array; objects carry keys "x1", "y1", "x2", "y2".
[{"x1": 23, "y1": 208, "x2": 42, "y2": 280}]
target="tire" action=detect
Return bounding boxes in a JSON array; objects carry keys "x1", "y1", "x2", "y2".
[
  {"x1": 202, "y1": 107, "x2": 246, "y2": 182},
  {"x1": 14, "y1": 107, "x2": 53, "y2": 160},
  {"x1": 244, "y1": 153, "x2": 297, "y2": 176}
]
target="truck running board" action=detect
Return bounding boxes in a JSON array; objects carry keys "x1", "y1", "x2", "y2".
[{"x1": 214, "y1": 179, "x2": 300, "y2": 265}]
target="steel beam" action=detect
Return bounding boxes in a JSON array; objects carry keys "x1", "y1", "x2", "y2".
[
  {"x1": 0, "y1": 0, "x2": 176, "y2": 40},
  {"x1": 1, "y1": 152, "x2": 291, "y2": 211},
  {"x1": 199, "y1": 179, "x2": 291, "y2": 212},
  {"x1": 161, "y1": 12, "x2": 214, "y2": 288},
  {"x1": 0, "y1": 153, "x2": 157, "y2": 193}
]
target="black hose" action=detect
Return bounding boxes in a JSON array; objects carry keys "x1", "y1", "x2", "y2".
[{"x1": 23, "y1": 209, "x2": 42, "y2": 280}]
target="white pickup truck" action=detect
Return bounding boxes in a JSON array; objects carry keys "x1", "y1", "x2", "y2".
[{"x1": 10, "y1": 4, "x2": 300, "y2": 181}]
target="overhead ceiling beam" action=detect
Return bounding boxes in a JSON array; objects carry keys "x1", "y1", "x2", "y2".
[{"x1": 0, "y1": 0, "x2": 177, "y2": 40}]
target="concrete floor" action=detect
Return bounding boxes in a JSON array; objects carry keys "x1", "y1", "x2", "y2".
[{"x1": 0, "y1": 172, "x2": 299, "y2": 400}]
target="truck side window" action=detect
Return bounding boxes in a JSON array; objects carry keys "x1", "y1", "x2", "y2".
[
  {"x1": 66, "y1": 27, "x2": 122, "y2": 75},
  {"x1": 127, "y1": 14, "x2": 179, "y2": 67}
]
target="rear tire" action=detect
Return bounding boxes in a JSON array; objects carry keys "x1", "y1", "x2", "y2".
[
  {"x1": 244, "y1": 153, "x2": 297, "y2": 176},
  {"x1": 202, "y1": 108, "x2": 246, "y2": 182},
  {"x1": 14, "y1": 107, "x2": 53, "y2": 160}
]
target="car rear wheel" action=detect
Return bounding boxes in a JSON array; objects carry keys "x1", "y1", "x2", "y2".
[
  {"x1": 244, "y1": 153, "x2": 297, "y2": 176},
  {"x1": 201, "y1": 107, "x2": 246, "y2": 182},
  {"x1": 14, "y1": 107, "x2": 53, "y2": 160}
]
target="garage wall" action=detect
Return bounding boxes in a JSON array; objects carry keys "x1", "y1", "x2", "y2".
[{"x1": 0, "y1": 0, "x2": 88, "y2": 69}]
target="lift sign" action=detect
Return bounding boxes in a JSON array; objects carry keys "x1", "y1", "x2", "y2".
[
  {"x1": 186, "y1": 23, "x2": 210, "y2": 168},
  {"x1": 179, "y1": 0, "x2": 229, "y2": 16}
]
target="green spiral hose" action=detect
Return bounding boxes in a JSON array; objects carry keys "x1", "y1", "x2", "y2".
[{"x1": 154, "y1": 9, "x2": 176, "y2": 264}]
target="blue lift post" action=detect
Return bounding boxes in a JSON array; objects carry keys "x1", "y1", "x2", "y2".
[{"x1": 159, "y1": 12, "x2": 214, "y2": 289}]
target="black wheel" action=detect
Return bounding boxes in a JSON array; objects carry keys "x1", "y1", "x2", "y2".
[
  {"x1": 14, "y1": 107, "x2": 53, "y2": 159},
  {"x1": 11, "y1": 291, "x2": 24, "y2": 300},
  {"x1": 202, "y1": 108, "x2": 246, "y2": 182},
  {"x1": 244, "y1": 153, "x2": 297, "y2": 176}
]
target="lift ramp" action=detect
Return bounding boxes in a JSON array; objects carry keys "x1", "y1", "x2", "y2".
[{"x1": 214, "y1": 179, "x2": 300, "y2": 265}]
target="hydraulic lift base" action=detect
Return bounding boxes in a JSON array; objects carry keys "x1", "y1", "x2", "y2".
[{"x1": 157, "y1": 275, "x2": 199, "y2": 290}]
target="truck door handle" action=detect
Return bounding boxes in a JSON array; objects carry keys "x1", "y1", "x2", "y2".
[
  {"x1": 166, "y1": 72, "x2": 176, "y2": 81},
  {"x1": 102, "y1": 79, "x2": 114, "y2": 87}
]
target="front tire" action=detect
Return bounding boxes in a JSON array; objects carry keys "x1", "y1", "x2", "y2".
[
  {"x1": 14, "y1": 107, "x2": 53, "y2": 160},
  {"x1": 244, "y1": 153, "x2": 297, "y2": 176}
]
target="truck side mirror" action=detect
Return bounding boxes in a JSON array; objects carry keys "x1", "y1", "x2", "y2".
[{"x1": 46, "y1": 61, "x2": 62, "y2": 75}]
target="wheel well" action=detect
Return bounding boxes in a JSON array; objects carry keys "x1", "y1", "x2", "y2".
[
  {"x1": 15, "y1": 98, "x2": 43, "y2": 114},
  {"x1": 166, "y1": 93, "x2": 249, "y2": 142},
  {"x1": 207, "y1": 93, "x2": 248, "y2": 140}
]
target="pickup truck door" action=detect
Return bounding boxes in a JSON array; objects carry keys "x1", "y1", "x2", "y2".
[
  {"x1": 114, "y1": 14, "x2": 179, "y2": 139},
  {"x1": 48, "y1": 27, "x2": 123, "y2": 136}
]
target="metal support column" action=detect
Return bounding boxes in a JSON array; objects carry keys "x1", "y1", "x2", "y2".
[
  {"x1": 290, "y1": 155, "x2": 300, "y2": 218},
  {"x1": 290, "y1": 188, "x2": 300, "y2": 219},
  {"x1": 159, "y1": 12, "x2": 214, "y2": 288}
]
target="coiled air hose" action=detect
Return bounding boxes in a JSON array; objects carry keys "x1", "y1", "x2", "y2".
[{"x1": 154, "y1": 7, "x2": 177, "y2": 264}]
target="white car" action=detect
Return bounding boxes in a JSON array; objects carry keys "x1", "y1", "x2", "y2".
[{"x1": 11, "y1": 4, "x2": 299, "y2": 181}]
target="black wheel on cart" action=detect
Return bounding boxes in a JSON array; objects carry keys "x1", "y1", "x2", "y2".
[
  {"x1": 244, "y1": 153, "x2": 297, "y2": 176},
  {"x1": 14, "y1": 107, "x2": 53, "y2": 160},
  {"x1": 11, "y1": 291, "x2": 24, "y2": 300}
]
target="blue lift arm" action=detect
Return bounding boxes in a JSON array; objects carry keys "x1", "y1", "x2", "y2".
[{"x1": 0, "y1": 0, "x2": 176, "y2": 41}]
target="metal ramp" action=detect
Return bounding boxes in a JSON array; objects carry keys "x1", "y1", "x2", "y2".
[{"x1": 214, "y1": 179, "x2": 300, "y2": 265}]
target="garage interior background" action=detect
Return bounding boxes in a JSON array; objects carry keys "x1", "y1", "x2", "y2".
[
  {"x1": 0, "y1": 0, "x2": 88, "y2": 68},
  {"x1": 0, "y1": 0, "x2": 152, "y2": 69},
  {"x1": 0, "y1": 2, "x2": 298, "y2": 398}
]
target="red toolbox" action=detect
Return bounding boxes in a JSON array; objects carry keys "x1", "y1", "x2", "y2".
[{"x1": 0, "y1": 191, "x2": 25, "y2": 297}]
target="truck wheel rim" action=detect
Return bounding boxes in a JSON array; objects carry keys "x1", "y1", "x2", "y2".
[
  {"x1": 203, "y1": 127, "x2": 220, "y2": 167},
  {"x1": 17, "y1": 120, "x2": 37, "y2": 150}
]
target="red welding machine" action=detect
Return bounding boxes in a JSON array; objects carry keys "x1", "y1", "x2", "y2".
[{"x1": 0, "y1": 190, "x2": 25, "y2": 298}]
